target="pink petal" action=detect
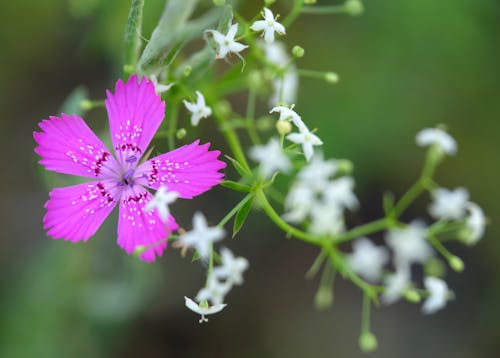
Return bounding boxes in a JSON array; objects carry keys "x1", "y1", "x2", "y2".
[
  {"x1": 34, "y1": 114, "x2": 119, "y2": 178},
  {"x1": 105, "y1": 75, "x2": 165, "y2": 165},
  {"x1": 43, "y1": 180, "x2": 120, "y2": 242},
  {"x1": 117, "y1": 186, "x2": 179, "y2": 262},
  {"x1": 135, "y1": 140, "x2": 226, "y2": 199}
]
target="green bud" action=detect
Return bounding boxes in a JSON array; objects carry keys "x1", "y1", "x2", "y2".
[
  {"x1": 449, "y1": 256, "x2": 465, "y2": 272},
  {"x1": 304, "y1": 0, "x2": 317, "y2": 4},
  {"x1": 264, "y1": 0, "x2": 276, "y2": 5},
  {"x1": 314, "y1": 287, "x2": 333, "y2": 310},
  {"x1": 276, "y1": 120, "x2": 292, "y2": 135},
  {"x1": 336, "y1": 159, "x2": 354, "y2": 174},
  {"x1": 359, "y1": 332, "x2": 378, "y2": 352},
  {"x1": 183, "y1": 65, "x2": 192, "y2": 77},
  {"x1": 345, "y1": 0, "x2": 364, "y2": 16},
  {"x1": 324, "y1": 72, "x2": 339, "y2": 84},
  {"x1": 215, "y1": 100, "x2": 232, "y2": 118},
  {"x1": 123, "y1": 64, "x2": 135, "y2": 75},
  {"x1": 404, "y1": 289, "x2": 421, "y2": 303},
  {"x1": 133, "y1": 245, "x2": 147, "y2": 257},
  {"x1": 292, "y1": 45, "x2": 305, "y2": 58},
  {"x1": 213, "y1": 0, "x2": 225, "y2": 5},
  {"x1": 176, "y1": 128, "x2": 187, "y2": 139},
  {"x1": 80, "y1": 100, "x2": 93, "y2": 111},
  {"x1": 424, "y1": 258, "x2": 446, "y2": 278},
  {"x1": 248, "y1": 70, "x2": 263, "y2": 90}
]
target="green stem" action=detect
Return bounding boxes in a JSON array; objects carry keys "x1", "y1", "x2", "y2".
[
  {"x1": 427, "y1": 234, "x2": 454, "y2": 261},
  {"x1": 282, "y1": 0, "x2": 304, "y2": 28},
  {"x1": 361, "y1": 291, "x2": 371, "y2": 334},
  {"x1": 301, "y1": 5, "x2": 347, "y2": 15},
  {"x1": 123, "y1": 0, "x2": 145, "y2": 76},
  {"x1": 246, "y1": 88, "x2": 261, "y2": 145},
  {"x1": 297, "y1": 68, "x2": 328, "y2": 79},
  {"x1": 335, "y1": 218, "x2": 391, "y2": 243}
]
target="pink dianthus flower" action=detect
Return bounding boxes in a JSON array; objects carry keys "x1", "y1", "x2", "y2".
[{"x1": 34, "y1": 75, "x2": 226, "y2": 261}]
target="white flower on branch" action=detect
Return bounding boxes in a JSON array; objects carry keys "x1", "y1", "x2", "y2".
[
  {"x1": 386, "y1": 222, "x2": 433, "y2": 268},
  {"x1": 213, "y1": 247, "x2": 249, "y2": 286},
  {"x1": 264, "y1": 41, "x2": 298, "y2": 105},
  {"x1": 178, "y1": 212, "x2": 225, "y2": 261},
  {"x1": 207, "y1": 23, "x2": 248, "y2": 59},
  {"x1": 347, "y1": 238, "x2": 389, "y2": 283},
  {"x1": 286, "y1": 125, "x2": 323, "y2": 161},
  {"x1": 308, "y1": 203, "x2": 345, "y2": 236},
  {"x1": 270, "y1": 105, "x2": 304, "y2": 129},
  {"x1": 196, "y1": 275, "x2": 232, "y2": 306},
  {"x1": 416, "y1": 128, "x2": 457, "y2": 155},
  {"x1": 381, "y1": 267, "x2": 411, "y2": 305},
  {"x1": 184, "y1": 296, "x2": 226, "y2": 323},
  {"x1": 183, "y1": 91, "x2": 212, "y2": 126},
  {"x1": 324, "y1": 176, "x2": 359, "y2": 211},
  {"x1": 297, "y1": 154, "x2": 338, "y2": 191},
  {"x1": 149, "y1": 74, "x2": 174, "y2": 94},
  {"x1": 249, "y1": 138, "x2": 291, "y2": 178},
  {"x1": 250, "y1": 7, "x2": 286, "y2": 44},
  {"x1": 463, "y1": 202, "x2": 486, "y2": 245},
  {"x1": 422, "y1": 276, "x2": 449, "y2": 314},
  {"x1": 429, "y1": 187, "x2": 469, "y2": 220},
  {"x1": 145, "y1": 186, "x2": 179, "y2": 223}
]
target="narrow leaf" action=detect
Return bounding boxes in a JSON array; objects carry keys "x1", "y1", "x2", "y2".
[
  {"x1": 233, "y1": 195, "x2": 254, "y2": 238},
  {"x1": 225, "y1": 155, "x2": 250, "y2": 176},
  {"x1": 220, "y1": 180, "x2": 251, "y2": 193}
]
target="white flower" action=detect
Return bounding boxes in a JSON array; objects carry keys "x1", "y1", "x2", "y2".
[
  {"x1": 429, "y1": 187, "x2": 469, "y2": 220},
  {"x1": 264, "y1": 41, "x2": 298, "y2": 105},
  {"x1": 183, "y1": 91, "x2": 212, "y2": 126},
  {"x1": 269, "y1": 105, "x2": 304, "y2": 128},
  {"x1": 213, "y1": 248, "x2": 249, "y2": 285},
  {"x1": 145, "y1": 186, "x2": 179, "y2": 223},
  {"x1": 282, "y1": 183, "x2": 317, "y2": 223},
  {"x1": 297, "y1": 154, "x2": 338, "y2": 191},
  {"x1": 207, "y1": 23, "x2": 248, "y2": 59},
  {"x1": 347, "y1": 238, "x2": 389, "y2": 283},
  {"x1": 386, "y1": 222, "x2": 433, "y2": 267},
  {"x1": 178, "y1": 212, "x2": 225, "y2": 260},
  {"x1": 422, "y1": 277, "x2": 449, "y2": 314},
  {"x1": 416, "y1": 128, "x2": 457, "y2": 155},
  {"x1": 286, "y1": 126, "x2": 323, "y2": 161},
  {"x1": 149, "y1": 74, "x2": 174, "y2": 94},
  {"x1": 184, "y1": 296, "x2": 226, "y2": 323},
  {"x1": 308, "y1": 203, "x2": 345, "y2": 236},
  {"x1": 324, "y1": 176, "x2": 359, "y2": 211},
  {"x1": 250, "y1": 8, "x2": 286, "y2": 43},
  {"x1": 249, "y1": 138, "x2": 292, "y2": 178},
  {"x1": 196, "y1": 275, "x2": 232, "y2": 305},
  {"x1": 381, "y1": 267, "x2": 411, "y2": 305},
  {"x1": 463, "y1": 202, "x2": 486, "y2": 245}
]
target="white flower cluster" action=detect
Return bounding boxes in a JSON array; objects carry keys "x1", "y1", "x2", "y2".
[
  {"x1": 179, "y1": 213, "x2": 249, "y2": 323},
  {"x1": 344, "y1": 128, "x2": 486, "y2": 314},
  {"x1": 283, "y1": 154, "x2": 358, "y2": 236}
]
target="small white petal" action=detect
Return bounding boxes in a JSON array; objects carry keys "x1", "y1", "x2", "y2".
[
  {"x1": 422, "y1": 277, "x2": 448, "y2": 314},
  {"x1": 416, "y1": 128, "x2": 457, "y2": 155}
]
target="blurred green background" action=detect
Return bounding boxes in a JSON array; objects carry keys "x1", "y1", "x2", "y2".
[{"x1": 1, "y1": 0, "x2": 499, "y2": 357}]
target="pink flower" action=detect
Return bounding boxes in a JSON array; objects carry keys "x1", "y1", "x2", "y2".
[{"x1": 34, "y1": 75, "x2": 226, "y2": 262}]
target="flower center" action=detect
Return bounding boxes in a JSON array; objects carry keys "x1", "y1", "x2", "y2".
[{"x1": 121, "y1": 168, "x2": 136, "y2": 186}]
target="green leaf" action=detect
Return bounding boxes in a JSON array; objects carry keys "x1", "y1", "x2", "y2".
[
  {"x1": 225, "y1": 155, "x2": 251, "y2": 176},
  {"x1": 233, "y1": 195, "x2": 254, "y2": 238},
  {"x1": 220, "y1": 180, "x2": 251, "y2": 193}
]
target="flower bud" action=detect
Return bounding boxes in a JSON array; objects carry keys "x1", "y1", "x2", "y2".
[
  {"x1": 215, "y1": 100, "x2": 232, "y2": 118},
  {"x1": 213, "y1": 0, "x2": 225, "y2": 5},
  {"x1": 404, "y1": 289, "x2": 421, "y2": 303},
  {"x1": 176, "y1": 128, "x2": 187, "y2": 139},
  {"x1": 276, "y1": 120, "x2": 292, "y2": 135},
  {"x1": 183, "y1": 65, "x2": 192, "y2": 77},
  {"x1": 449, "y1": 256, "x2": 465, "y2": 272},
  {"x1": 424, "y1": 258, "x2": 446, "y2": 278},
  {"x1": 292, "y1": 45, "x2": 305, "y2": 58},
  {"x1": 324, "y1": 72, "x2": 339, "y2": 84},
  {"x1": 336, "y1": 159, "x2": 353, "y2": 174},
  {"x1": 359, "y1": 332, "x2": 378, "y2": 352},
  {"x1": 133, "y1": 245, "x2": 147, "y2": 257},
  {"x1": 264, "y1": 0, "x2": 276, "y2": 5},
  {"x1": 80, "y1": 100, "x2": 93, "y2": 111},
  {"x1": 304, "y1": 0, "x2": 317, "y2": 4},
  {"x1": 314, "y1": 287, "x2": 333, "y2": 310},
  {"x1": 345, "y1": 0, "x2": 364, "y2": 16},
  {"x1": 248, "y1": 70, "x2": 263, "y2": 90}
]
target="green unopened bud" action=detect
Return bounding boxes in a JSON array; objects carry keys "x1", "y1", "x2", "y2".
[
  {"x1": 248, "y1": 70, "x2": 263, "y2": 90},
  {"x1": 404, "y1": 289, "x2": 421, "y2": 303},
  {"x1": 176, "y1": 128, "x2": 187, "y2": 139},
  {"x1": 80, "y1": 100, "x2": 93, "y2": 111},
  {"x1": 336, "y1": 159, "x2": 353, "y2": 174},
  {"x1": 213, "y1": 0, "x2": 225, "y2": 5},
  {"x1": 123, "y1": 64, "x2": 135, "y2": 75},
  {"x1": 215, "y1": 100, "x2": 232, "y2": 118},
  {"x1": 183, "y1": 65, "x2": 192, "y2": 77},
  {"x1": 345, "y1": 0, "x2": 364, "y2": 16},
  {"x1": 359, "y1": 332, "x2": 378, "y2": 352},
  {"x1": 276, "y1": 120, "x2": 292, "y2": 135},
  {"x1": 314, "y1": 287, "x2": 333, "y2": 310},
  {"x1": 292, "y1": 45, "x2": 305, "y2": 58},
  {"x1": 304, "y1": 0, "x2": 317, "y2": 4},
  {"x1": 324, "y1": 72, "x2": 339, "y2": 84},
  {"x1": 133, "y1": 245, "x2": 147, "y2": 257},
  {"x1": 449, "y1": 256, "x2": 465, "y2": 272},
  {"x1": 264, "y1": 0, "x2": 276, "y2": 5},
  {"x1": 425, "y1": 258, "x2": 446, "y2": 278}
]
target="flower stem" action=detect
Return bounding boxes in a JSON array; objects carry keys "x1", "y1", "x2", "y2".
[
  {"x1": 123, "y1": 0, "x2": 145, "y2": 76},
  {"x1": 335, "y1": 218, "x2": 391, "y2": 243}
]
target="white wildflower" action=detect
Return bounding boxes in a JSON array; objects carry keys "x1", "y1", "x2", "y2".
[
  {"x1": 463, "y1": 202, "x2": 486, "y2": 245},
  {"x1": 270, "y1": 105, "x2": 304, "y2": 128},
  {"x1": 386, "y1": 222, "x2": 433, "y2": 267},
  {"x1": 422, "y1": 277, "x2": 449, "y2": 314},
  {"x1": 347, "y1": 238, "x2": 389, "y2": 283},
  {"x1": 324, "y1": 176, "x2": 359, "y2": 211},
  {"x1": 178, "y1": 212, "x2": 225, "y2": 260},
  {"x1": 416, "y1": 128, "x2": 457, "y2": 155},
  {"x1": 297, "y1": 154, "x2": 338, "y2": 191},
  {"x1": 207, "y1": 23, "x2": 248, "y2": 59},
  {"x1": 145, "y1": 186, "x2": 179, "y2": 223},
  {"x1": 308, "y1": 203, "x2": 345, "y2": 236},
  {"x1": 184, "y1": 296, "x2": 226, "y2": 323},
  {"x1": 381, "y1": 267, "x2": 411, "y2": 305},
  {"x1": 282, "y1": 183, "x2": 317, "y2": 223},
  {"x1": 196, "y1": 275, "x2": 232, "y2": 305},
  {"x1": 183, "y1": 91, "x2": 212, "y2": 126},
  {"x1": 429, "y1": 187, "x2": 469, "y2": 220},
  {"x1": 286, "y1": 125, "x2": 323, "y2": 161},
  {"x1": 213, "y1": 248, "x2": 249, "y2": 285},
  {"x1": 249, "y1": 138, "x2": 292, "y2": 178},
  {"x1": 149, "y1": 74, "x2": 174, "y2": 94},
  {"x1": 264, "y1": 41, "x2": 298, "y2": 105},
  {"x1": 250, "y1": 7, "x2": 286, "y2": 43}
]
